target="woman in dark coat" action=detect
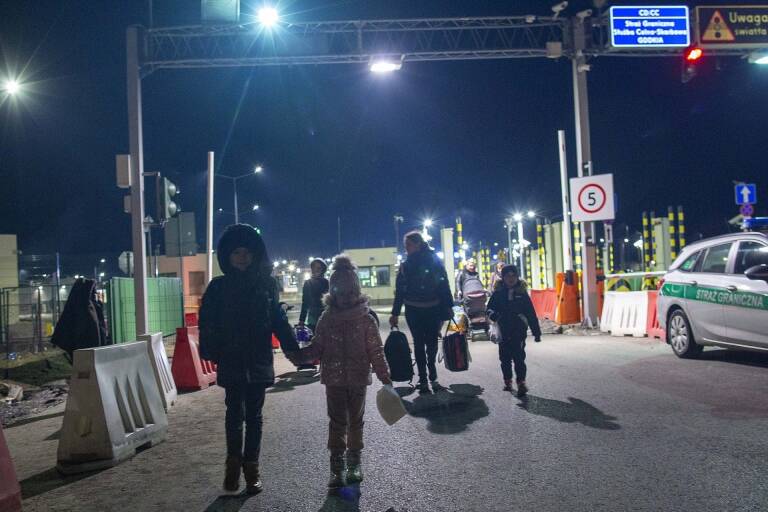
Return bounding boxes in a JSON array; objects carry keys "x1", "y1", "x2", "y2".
[
  {"x1": 199, "y1": 224, "x2": 299, "y2": 495},
  {"x1": 299, "y1": 258, "x2": 329, "y2": 332},
  {"x1": 389, "y1": 231, "x2": 453, "y2": 393}
]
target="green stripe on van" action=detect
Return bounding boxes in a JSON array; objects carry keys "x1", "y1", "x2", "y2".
[{"x1": 661, "y1": 283, "x2": 768, "y2": 311}]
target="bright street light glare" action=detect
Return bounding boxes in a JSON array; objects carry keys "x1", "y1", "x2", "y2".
[
  {"x1": 369, "y1": 60, "x2": 402, "y2": 73},
  {"x1": 3, "y1": 80, "x2": 20, "y2": 95},
  {"x1": 252, "y1": 204, "x2": 260, "y2": 211},
  {"x1": 424, "y1": 219, "x2": 433, "y2": 227},
  {"x1": 258, "y1": 7, "x2": 279, "y2": 27},
  {"x1": 749, "y1": 52, "x2": 768, "y2": 64},
  {"x1": 513, "y1": 213, "x2": 523, "y2": 222},
  {"x1": 526, "y1": 210, "x2": 536, "y2": 218},
  {"x1": 254, "y1": 165, "x2": 263, "y2": 173}
]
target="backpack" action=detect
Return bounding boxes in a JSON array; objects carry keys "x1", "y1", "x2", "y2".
[
  {"x1": 440, "y1": 323, "x2": 470, "y2": 372},
  {"x1": 384, "y1": 328, "x2": 414, "y2": 383}
]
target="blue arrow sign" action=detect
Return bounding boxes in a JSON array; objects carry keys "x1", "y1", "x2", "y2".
[
  {"x1": 735, "y1": 183, "x2": 757, "y2": 205},
  {"x1": 610, "y1": 6, "x2": 691, "y2": 48}
]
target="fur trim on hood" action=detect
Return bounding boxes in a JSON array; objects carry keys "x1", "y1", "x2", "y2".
[{"x1": 216, "y1": 224, "x2": 271, "y2": 277}]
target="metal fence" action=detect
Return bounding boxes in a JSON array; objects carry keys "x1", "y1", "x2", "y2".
[{"x1": 0, "y1": 285, "x2": 65, "y2": 356}]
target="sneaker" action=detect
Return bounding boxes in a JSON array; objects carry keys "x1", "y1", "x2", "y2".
[
  {"x1": 503, "y1": 380, "x2": 513, "y2": 392},
  {"x1": 242, "y1": 461, "x2": 263, "y2": 495},
  {"x1": 222, "y1": 456, "x2": 241, "y2": 494},
  {"x1": 516, "y1": 381, "x2": 529, "y2": 398},
  {"x1": 346, "y1": 450, "x2": 364, "y2": 484}
]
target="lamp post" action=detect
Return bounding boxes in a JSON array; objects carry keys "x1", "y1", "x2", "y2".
[
  {"x1": 218, "y1": 165, "x2": 263, "y2": 224},
  {"x1": 393, "y1": 215, "x2": 404, "y2": 253}
]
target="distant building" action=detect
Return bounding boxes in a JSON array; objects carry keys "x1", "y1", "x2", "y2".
[
  {"x1": 343, "y1": 247, "x2": 397, "y2": 305},
  {"x1": 0, "y1": 235, "x2": 19, "y2": 289}
]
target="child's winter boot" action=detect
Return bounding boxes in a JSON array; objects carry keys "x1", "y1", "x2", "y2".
[
  {"x1": 503, "y1": 379, "x2": 513, "y2": 392},
  {"x1": 346, "y1": 450, "x2": 363, "y2": 483},
  {"x1": 328, "y1": 454, "x2": 346, "y2": 488},
  {"x1": 223, "y1": 455, "x2": 242, "y2": 494},
  {"x1": 516, "y1": 380, "x2": 529, "y2": 397},
  {"x1": 243, "y1": 461, "x2": 263, "y2": 495}
]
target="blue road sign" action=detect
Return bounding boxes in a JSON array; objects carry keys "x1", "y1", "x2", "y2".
[
  {"x1": 735, "y1": 183, "x2": 757, "y2": 205},
  {"x1": 610, "y1": 6, "x2": 691, "y2": 48}
]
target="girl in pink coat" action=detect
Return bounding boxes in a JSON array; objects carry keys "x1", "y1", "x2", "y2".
[{"x1": 298, "y1": 255, "x2": 392, "y2": 488}]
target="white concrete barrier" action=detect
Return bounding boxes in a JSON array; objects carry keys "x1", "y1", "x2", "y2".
[
  {"x1": 602, "y1": 291, "x2": 649, "y2": 338},
  {"x1": 600, "y1": 292, "x2": 617, "y2": 333},
  {"x1": 57, "y1": 341, "x2": 168, "y2": 474},
  {"x1": 138, "y1": 332, "x2": 177, "y2": 411}
]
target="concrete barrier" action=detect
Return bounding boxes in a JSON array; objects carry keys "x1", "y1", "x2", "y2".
[
  {"x1": 57, "y1": 341, "x2": 168, "y2": 475},
  {"x1": 599, "y1": 292, "x2": 617, "y2": 333},
  {"x1": 0, "y1": 424, "x2": 22, "y2": 512},
  {"x1": 138, "y1": 332, "x2": 178, "y2": 411},
  {"x1": 602, "y1": 291, "x2": 649, "y2": 338}
]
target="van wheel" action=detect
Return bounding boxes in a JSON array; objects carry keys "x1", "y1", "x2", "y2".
[{"x1": 667, "y1": 310, "x2": 702, "y2": 359}]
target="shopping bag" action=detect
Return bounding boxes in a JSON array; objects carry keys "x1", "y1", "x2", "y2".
[{"x1": 376, "y1": 385, "x2": 407, "y2": 426}]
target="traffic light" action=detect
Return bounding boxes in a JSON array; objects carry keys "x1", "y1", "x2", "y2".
[
  {"x1": 160, "y1": 177, "x2": 178, "y2": 221},
  {"x1": 681, "y1": 46, "x2": 703, "y2": 83}
]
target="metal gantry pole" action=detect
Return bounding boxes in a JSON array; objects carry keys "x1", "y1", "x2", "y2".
[
  {"x1": 127, "y1": 26, "x2": 149, "y2": 336},
  {"x1": 558, "y1": 130, "x2": 574, "y2": 272},
  {"x1": 233, "y1": 178, "x2": 239, "y2": 225},
  {"x1": 206, "y1": 152, "x2": 215, "y2": 283},
  {"x1": 571, "y1": 17, "x2": 598, "y2": 327}
]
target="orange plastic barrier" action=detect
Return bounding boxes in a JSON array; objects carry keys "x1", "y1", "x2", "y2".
[
  {"x1": 646, "y1": 291, "x2": 666, "y2": 341},
  {"x1": 184, "y1": 312, "x2": 198, "y2": 327},
  {"x1": 556, "y1": 271, "x2": 582, "y2": 325},
  {"x1": 0, "y1": 425, "x2": 22, "y2": 512},
  {"x1": 530, "y1": 289, "x2": 558, "y2": 321},
  {"x1": 172, "y1": 326, "x2": 217, "y2": 391}
]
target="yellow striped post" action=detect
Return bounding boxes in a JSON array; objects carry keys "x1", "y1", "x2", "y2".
[
  {"x1": 668, "y1": 206, "x2": 677, "y2": 260},
  {"x1": 677, "y1": 206, "x2": 685, "y2": 250},
  {"x1": 642, "y1": 211, "x2": 651, "y2": 271},
  {"x1": 536, "y1": 220, "x2": 546, "y2": 289},
  {"x1": 456, "y1": 217, "x2": 464, "y2": 270}
]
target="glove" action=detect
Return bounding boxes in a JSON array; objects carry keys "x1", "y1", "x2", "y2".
[
  {"x1": 534, "y1": 336, "x2": 542, "y2": 343},
  {"x1": 284, "y1": 351, "x2": 301, "y2": 366}
]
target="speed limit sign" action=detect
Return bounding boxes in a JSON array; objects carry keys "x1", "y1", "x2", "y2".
[{"x1": 569, "y1": 174, "x2": 615, "y2": 222}]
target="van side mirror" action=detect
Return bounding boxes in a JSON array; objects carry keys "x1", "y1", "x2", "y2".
[{"x1": 744, "y1": 264, "x2": 768, "y2": 283}]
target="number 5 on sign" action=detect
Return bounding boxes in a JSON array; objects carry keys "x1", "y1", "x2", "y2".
[{"x1": 569, "y1": 174, "x2": 615, "y2": 222}]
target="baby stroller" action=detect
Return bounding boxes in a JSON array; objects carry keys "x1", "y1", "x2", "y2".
[{"x1": 461, "y1": 280, "x2": 490, "y2": 342}]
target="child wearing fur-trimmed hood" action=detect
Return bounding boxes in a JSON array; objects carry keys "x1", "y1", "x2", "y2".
[{"x1": 297, "y1": 254, "x2": 392, "y2": 488}]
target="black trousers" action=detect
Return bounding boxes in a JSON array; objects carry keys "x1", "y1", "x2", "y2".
[
  {"x1": 405, "y1": 305, "x2": 442, "y2": 383},
  {"x1": 224, "y1": 383, "x2": 267, "y2": 462},
  {"x1": 499, "y1": 337, "x2": 527, "y2": 382}
]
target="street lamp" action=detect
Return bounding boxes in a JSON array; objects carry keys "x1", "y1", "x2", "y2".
[
  {"x1": 370, "y1": 56, "x2": 403, "y2": 73},
  {"x1": 257, "y1": 6, "x2": 279, "y2": 27},
  {"x1": 217, "y1": 167, "x2": 264, "y2": 224},
  {"x1": 3, "y1": 79, "x2": 20, "y2": 95}
]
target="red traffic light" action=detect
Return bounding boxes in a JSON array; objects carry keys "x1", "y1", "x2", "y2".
[{"x1": 684, "y1": 47, "x2": 703, "y2": 62}]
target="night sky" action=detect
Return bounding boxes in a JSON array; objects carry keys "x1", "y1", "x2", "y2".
[{"x1": 1, "y1": 0, "x2": 766, "y2": 264}]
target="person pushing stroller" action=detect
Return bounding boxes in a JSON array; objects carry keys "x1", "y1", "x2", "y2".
[{"x1": 486, "y1": 264, "x2": 541, "y2": 397}]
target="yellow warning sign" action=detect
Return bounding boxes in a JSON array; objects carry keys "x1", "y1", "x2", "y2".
[{"x1": 701, "y1": 10, "x2": 736, "y2": 42}]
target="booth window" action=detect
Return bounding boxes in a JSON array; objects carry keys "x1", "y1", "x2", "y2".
[{"x1": 357, "y1": 266, "x2": 390, "y2": 287}]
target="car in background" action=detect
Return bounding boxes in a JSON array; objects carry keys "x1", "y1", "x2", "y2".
[{"x1": 658, "y1": 232, "x2": 768, "y2": 358}]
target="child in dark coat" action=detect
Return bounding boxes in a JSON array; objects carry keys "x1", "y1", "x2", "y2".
[
  {"x1": 199, "y1": 224, "x2": 300, "y2": 495},
  {"x1": 486, "y1": 265, "x2": 542, "y2": 397}
]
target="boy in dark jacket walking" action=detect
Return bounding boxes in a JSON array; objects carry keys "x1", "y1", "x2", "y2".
[
  {"x1": 486, "y1": 265, "x2": 542, "y2": 397},
  {"x1": 199, "y1": 224, "x2": 300, "y2": 495}
]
